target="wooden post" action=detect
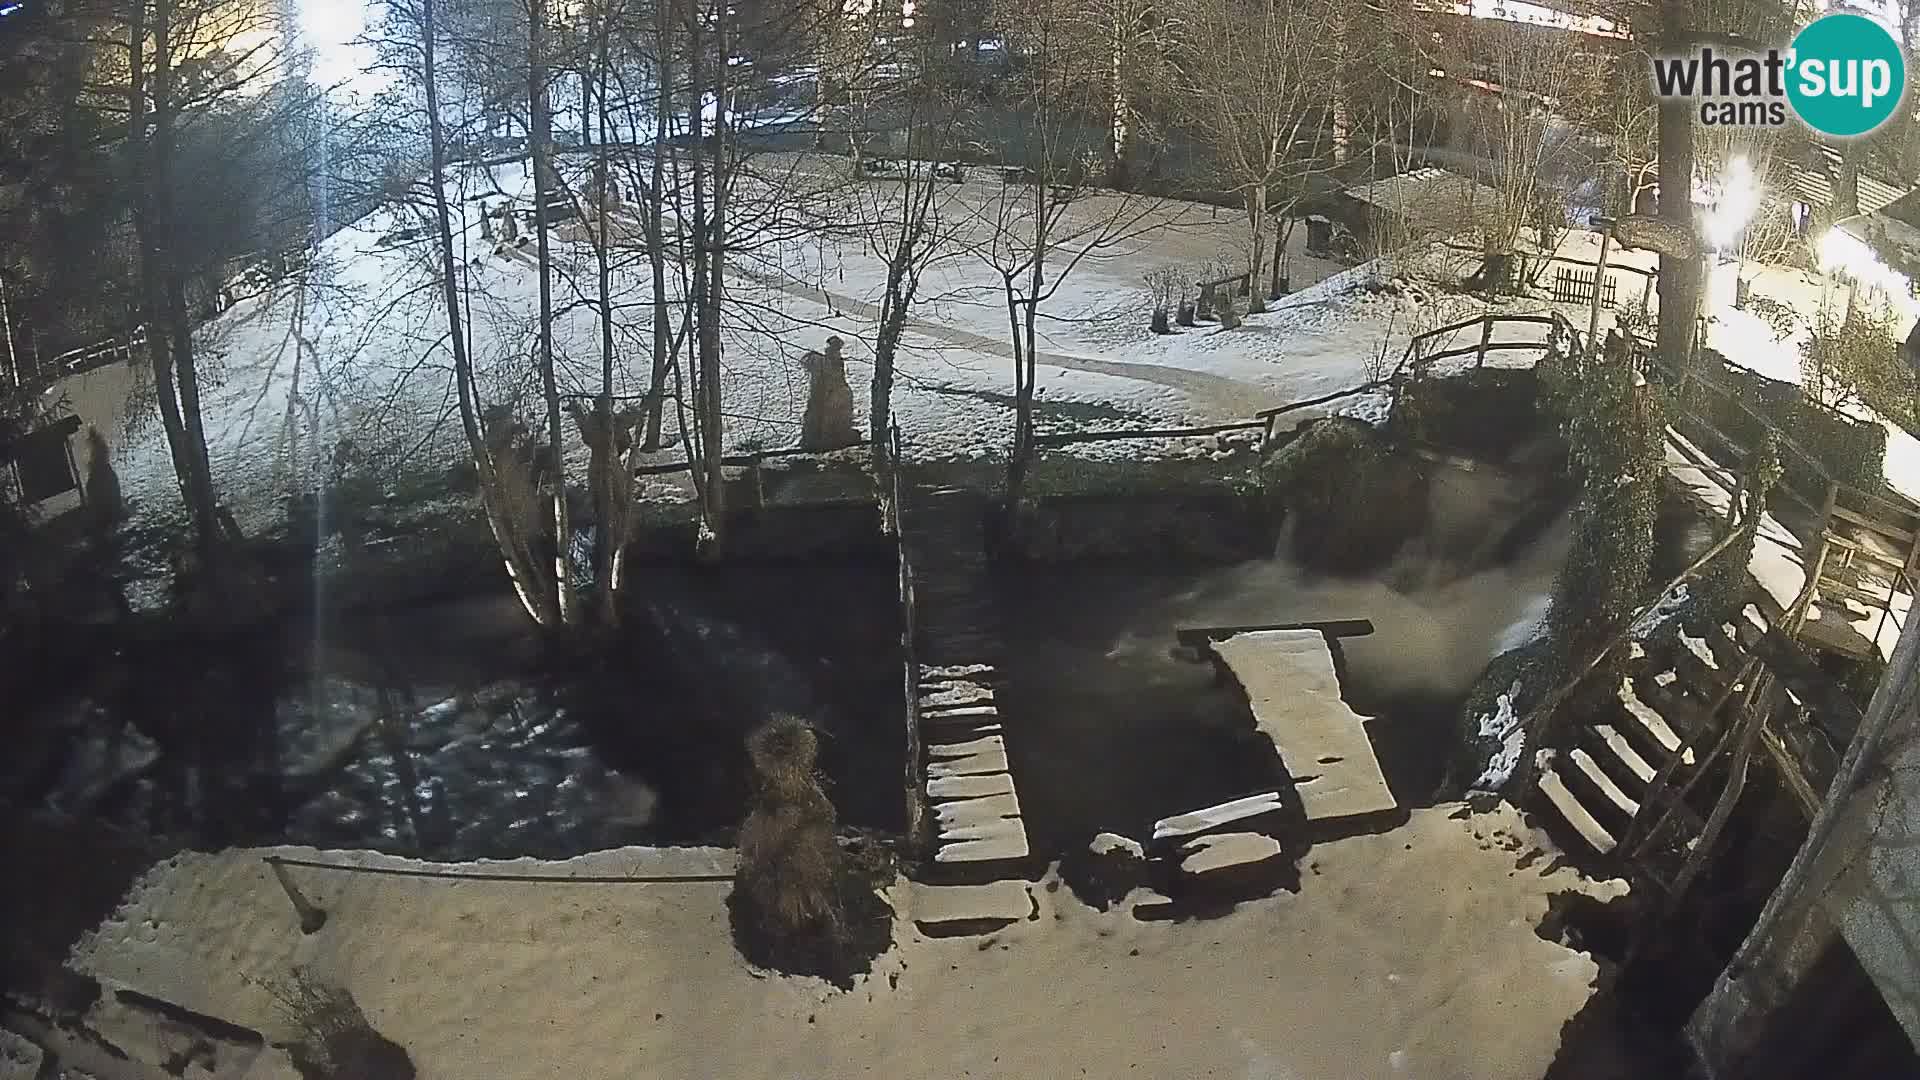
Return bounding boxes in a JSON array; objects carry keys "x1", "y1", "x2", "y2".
[
  {"x1": 1475, "y1": 317, "x2": 1492, "y2": 369},
  {"x1": 265, "y1": 858, "x2": 327, "y2": 934},
  {"x1": 1586, "y1": 221, "x2": 1615, "y2": 353}
]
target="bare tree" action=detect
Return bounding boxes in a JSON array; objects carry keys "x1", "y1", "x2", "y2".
[
  {"x1": 978, "y1": 0, "x2": 1183, "y2": 508},
  {"x1": 1455, "y1": 19, "x2": 1604, "y2": 291},
  {"x1": 118, "y1": 0, "x2": 295, "y2": 567},
  {"x1": 1173, "y1": 0, "x2": 1338, "y2": 311}
]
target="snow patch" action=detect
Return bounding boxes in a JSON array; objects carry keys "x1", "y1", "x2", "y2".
[{"x1": 1471, "y1": 681, "x2": 1526, "y2": 791}]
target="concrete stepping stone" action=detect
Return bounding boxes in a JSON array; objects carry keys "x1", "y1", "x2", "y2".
[
  {"x1": 927, "y1": 772, "x2": 1015, "y2": 800},
  {"x1": 927, "y1": 736, "x2": 1009, "y2": 777},
  {"x1": 1177, "y1": 832, "x2": 1285, "y2": 875},
  {"x1": 911, "y1": 880, "x2": 1034, "y2": 934}
]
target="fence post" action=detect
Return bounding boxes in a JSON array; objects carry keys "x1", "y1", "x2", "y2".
[{"x1": 1476, "y1": 317, "x2": 1493, "y2": 369}]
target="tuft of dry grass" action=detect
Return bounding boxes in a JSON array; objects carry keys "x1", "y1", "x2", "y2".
[
  {"x1": 263, "y1": 968, "x2": 415, "y2": 1080},
  {"x1": 735, "y1": 717, "x2": 845, "y2": 943}
]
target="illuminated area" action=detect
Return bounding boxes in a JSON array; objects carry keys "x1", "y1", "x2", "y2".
[
  {"x1": 1821, "y1": 226, "x2": 1916, "y2": 300},
  {"x1": 300, "y1": 0, "x2": 379, "y2": 93},
  {"x1": 1697, "y1": 155, "x2": 1759, "y2": 254}
]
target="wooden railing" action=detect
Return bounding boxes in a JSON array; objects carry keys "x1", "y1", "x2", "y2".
[
  {"x1": 1253, "y1": 310, "x2": 1581, "y2": 445},
  {"x1": 48, "y1": 329, "x2": 147, "y2": 378}
]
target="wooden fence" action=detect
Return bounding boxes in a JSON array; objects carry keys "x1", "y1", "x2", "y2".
[{"x1": 1552, "y1": 266, "x2": 1620, "y2": 309}]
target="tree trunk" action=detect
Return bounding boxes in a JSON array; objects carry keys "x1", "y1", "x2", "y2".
[
  {"x1": 529, "y1": 0, "x2": 575, "y2": 624},
  {"x1": 642, "y1": 10, "x2": 674, "y2": 451},
  {"x1": 140, "y1": 0, "x2": 224, "y2": 564},
  {"x1": 422, "y1": 0, "x2": 555, "y2": 627},
  {"x1": 1246, "y1": 185, "x2": 1268, "y2": 313},
  {"x1": 591, "y1": 19, "x2": 621, "y2": 620}
]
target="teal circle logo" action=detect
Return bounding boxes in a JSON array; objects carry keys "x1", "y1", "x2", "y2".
[{"x1": 1787, "y1": 13, "x2": 1906, "y2": 137}]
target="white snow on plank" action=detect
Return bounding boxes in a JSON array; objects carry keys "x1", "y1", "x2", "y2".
[
  {"x1": 1179, "y1": 832, "x2": 1285, "y2": 875},
  {"x1": 921, "y1": 685, "x2": 994, "y2": 709},
  {"x1": 1616, "y1": 678, "x2": 1683, "y2": 753},
  {"x1": 1152, "y1": 792, "x2": 1285, "y2": 841},
  {"x1": 934, "y1": 828, "x2": 1029, "y2": 863},
  {"x1": 1539, "y1": 758, "x2": 1617, "y2": 855},
  {"x1": 922, "y1": 703, "x2": 997, "y2": 722},
  {"x1": 1665, "y1": 431, "x2": 1807, "y2": 616},
  {"x1": 929, "y1": 735, "x2": 1003, "y2": 758},
  {"x1": 1594, "y1": 725, "x2": 1657, "y2": 784},
  {"x1": 922, "y1": 664, "x2": 993, "y2": 679},
  {"x1": 911, "y1": 881, "x2": 1032, "y2": 924},
  {"x1": 1569, "y1": 749, "x2": 1640, "y2": 817},
  {"x1": 1091, "y1": 832, "x2": 1145, "y2": 858},
  {"x1": 1679, "y1": 631, "x2": 1720, "y2": 672},
  {"x1": 926, "y1": 740, "x2": 1009, "y2": 778},
  {"x1": 1655, "y1": 670, "x2": 1678, "y2": 687},
  {"x1": 934, "y1": 791, "x2": 1022, "y2": 828},
  {"x1": 1211, "y1": 631, "x2": 1398, "y2": 823},
  {"x1": 927, "y1": 772, "x2": 1015, "y2": 800}
]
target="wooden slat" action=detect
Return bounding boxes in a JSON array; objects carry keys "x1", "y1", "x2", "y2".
[
  {"x1": 1816, "y1": 576, "x2": 1898, "y2": 612},
  {"x1": 1595, "y1": 724, "x2": 1657, "y2": 784},
  {"x1": 1541, "y1": 765, "x2": 1617, "y2": 854},
  {"x1": 1571, "y1": 749, "x2": 1641, "y2": 816},
  {"x1": 1831, "y1": 504, "x2": 1917, "y2": 545}
]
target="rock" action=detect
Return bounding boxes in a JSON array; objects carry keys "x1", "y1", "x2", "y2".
[
  {"x1": 798, "y1": 336, "x2": 860, "y2": 451},
  {"x1": 0, "y1": 1029, "x2": 44, "y2": 1080},
  {"x1": 1061, "y1": 831, "x2": 1150, "y2": 911},
  {"x1": 1166, "y1": 831, "x2": 1301, "y2": 907}
]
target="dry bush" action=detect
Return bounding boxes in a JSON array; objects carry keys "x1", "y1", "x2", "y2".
[
  {"x1": 264, "y1": 968, "x2": 414, "y2": 1080},
  {"x1": 730, "y1": 716, "x2": 868, "y2": 982}
]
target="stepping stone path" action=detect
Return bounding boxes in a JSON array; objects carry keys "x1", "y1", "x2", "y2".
[
  {"x1": 920, "y1": 664, "x2": 1030, "y2": 868},
  {"x1": 908, "y1": 879, "x2": 1038, "y2": 936}
]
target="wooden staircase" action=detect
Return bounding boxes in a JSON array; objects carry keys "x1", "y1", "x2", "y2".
[{"x1": 1536, "y1": 667, "x2": 1700, "y2": 856}]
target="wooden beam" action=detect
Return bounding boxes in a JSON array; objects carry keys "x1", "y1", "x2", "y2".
[{"x1": 1175, "y1": 619, "x2": 1375, "y2": 646}]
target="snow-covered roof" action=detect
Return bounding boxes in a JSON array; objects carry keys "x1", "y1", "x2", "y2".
[
  {"x1": 1341, "y1": 168, "x2": 1499, "y2": 238},
  {"x1": 1834, "y1": 188, "x2": 1920, "y2": 272}
]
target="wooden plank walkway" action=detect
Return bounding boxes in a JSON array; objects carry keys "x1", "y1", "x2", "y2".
[{"x1": 1206, "y1": 630, "x2": 1398, "y2": 825}]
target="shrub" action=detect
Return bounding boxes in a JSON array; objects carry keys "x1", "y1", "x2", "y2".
[
  {"x1": 1546, "y1": 357, "x2": 1664, "y2": 683},
  {"x1": 729, "y1": 715, "x2": 895, "y2": 988},
  {"x1": 1260, "y1": 418, "x2": 1429, "y2": 574}
]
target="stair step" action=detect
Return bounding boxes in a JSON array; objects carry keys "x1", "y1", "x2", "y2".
[
  {"x1": 1540, "y1": 763, "x2": 1618, "y2": 855},
  {"x1": 1570, "y1": 748, "x2": 1641, "y2": 817},
  {"x1": 1594, "y1": 724, "x2": 1657, "y2": 784},
  {"x1": 923, "y1": 704, "x2": 998, "y2": 723},
  {"x1": 1617, "y1": 677, "x2": 1684, "y2": 753}
]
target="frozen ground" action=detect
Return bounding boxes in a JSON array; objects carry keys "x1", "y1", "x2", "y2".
[{"x1": 70, "y1": 801, "x2": 1624, "y2": 1080}]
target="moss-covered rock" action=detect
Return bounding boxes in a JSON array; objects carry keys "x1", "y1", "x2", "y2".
[{"x1": 1260, "y1": 418, "x2": 1429, "y2": 575}]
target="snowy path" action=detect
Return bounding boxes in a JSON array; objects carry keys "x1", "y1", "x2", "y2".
[{"x1": 726, "y1": 249, "x2": 1272, "y2": 418}]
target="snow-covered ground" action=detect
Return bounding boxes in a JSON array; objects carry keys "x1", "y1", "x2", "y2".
[
  {"x1": 48, "y1": 155, "x2": 1380, "y2": 535},
  {"x1": 70, "y1": 802, "x2": 1624, "y2": 1080}
]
